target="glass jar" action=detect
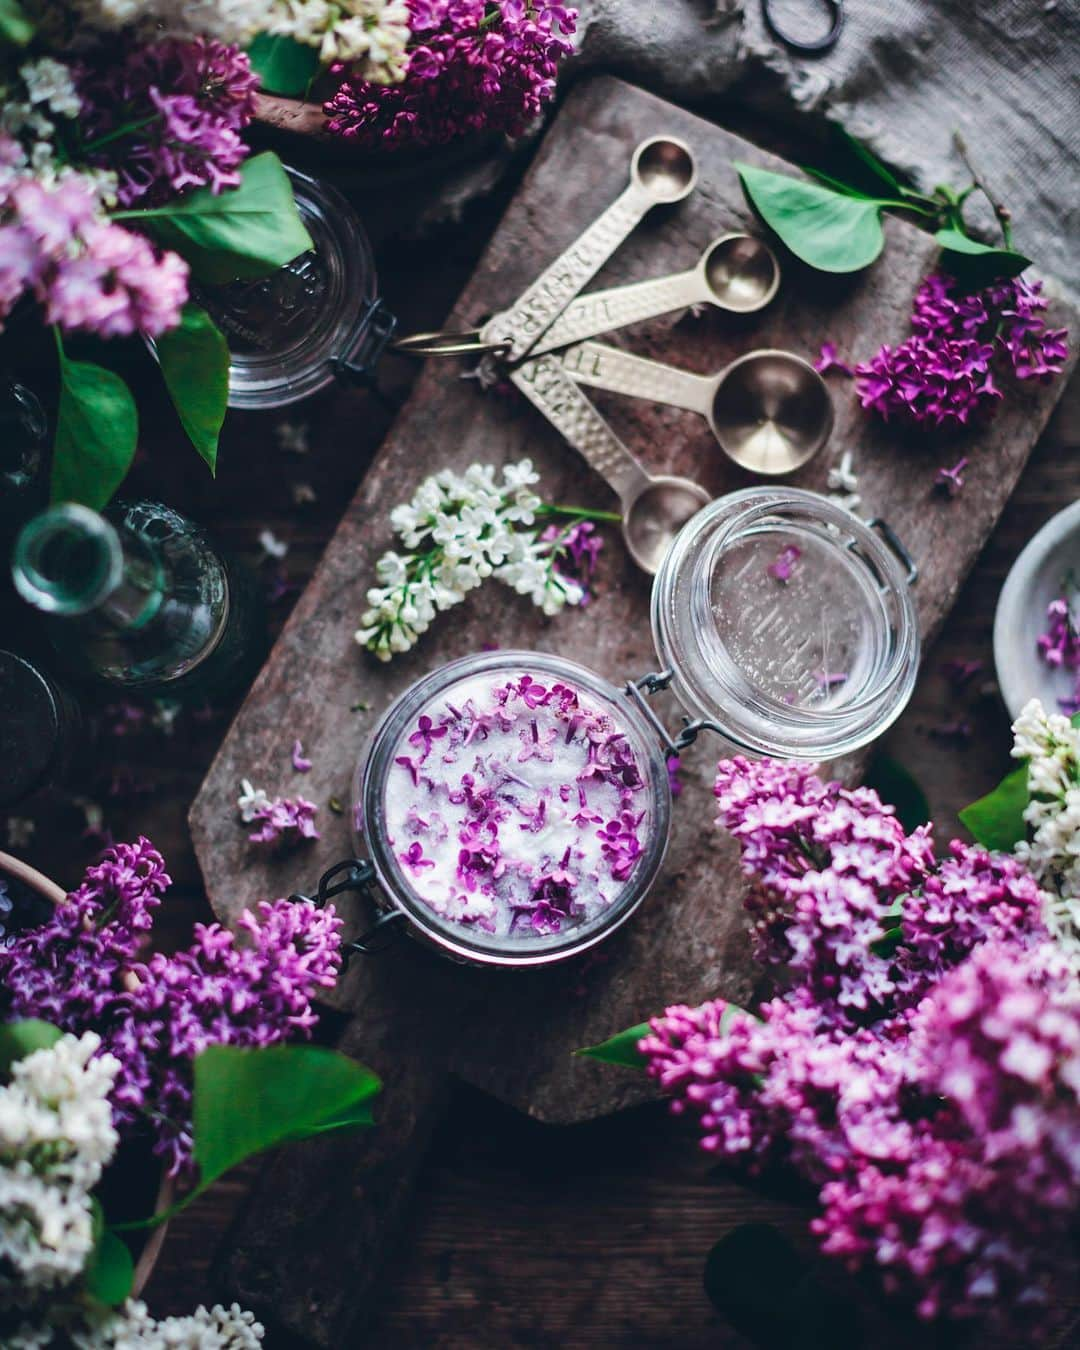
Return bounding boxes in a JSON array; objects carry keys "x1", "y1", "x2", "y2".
[
  {"x1": 341, "y1": 487, "x2": 919, "y2": 969},
  {"x1": 188, "y1": 167, "x2": 391, "y2": 410}
]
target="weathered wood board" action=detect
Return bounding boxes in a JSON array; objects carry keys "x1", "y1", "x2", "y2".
[{"x1": 190, "y1": 77, "x2": 1077, "y2": 1345}]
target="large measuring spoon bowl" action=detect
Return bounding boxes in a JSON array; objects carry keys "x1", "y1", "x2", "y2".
[
  {"x1": 480, "y1": 136, "x2": 697, "y2": 363},
  {"x1": 532, "y1": 234, "x2": 780, "y2": 356},
  {"x1": 511, "y1": 355, "x2": 710, "y2": 575},
  {"x1": 557, "y1": 341, "x2": 832, "y2": 475}
]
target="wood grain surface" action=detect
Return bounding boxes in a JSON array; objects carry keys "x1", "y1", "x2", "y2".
[{"x1": 184, "y1": 76, "x2": 1077, "y2": 1344}]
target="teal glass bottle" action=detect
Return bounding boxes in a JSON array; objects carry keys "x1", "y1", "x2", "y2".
[{"x1": 11, "y1": 500, "x2": 265, "y2": 698}]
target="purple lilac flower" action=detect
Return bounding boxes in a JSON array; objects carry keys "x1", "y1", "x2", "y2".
[
  {"x1": 324, "y1": 1, "x2": 577, "y2": 151},
  {"x1": 77, "y1": 38, "x2": 258, "y2": 207},
  {"x1": 855, "y1": 273, "x2": 1067, "y2": 430},
  {"x1": 814, "y1": 342, "x2": 854, "y2": 377},
  {"x1": 817, "y1": 939, "x2": 1078, "y2": 1325},
  {"x1": 767, "y1": 544, "x2": 801, "y2": 582},
  {"x1": 934, "y1": 455, "x2": 968, "y2": 497},
  {"x1": 0, "y1": 838, "x2": 343, "y2": 1176},
  {"x1": 542, "y1": 519, "x2": 603, "y2": 605},
  {"x1": 941, "y1": 658, "x2": 983, "y2": 688},
  {"x1": 291, "y1": 739, "x2": 313, "y2": 773},
  {"x1": 666, "y1": 755, "x2": 682, "y2": 798},
  {"x1": 713, "y1": 757, "x2": 935, "y2": 1023},
  {"x1": 247, "y1": 794, "x2": 320, "y2": 846},
  {"x1": 637, "y1": 758, "x2": 1067, "y2": 1332},
  {"x1": 1035, "y1": 587, "x2": 1080, "y2": 712},
  {"x1": 0, "y1": 148, "x2": 188, "y2": 337}
]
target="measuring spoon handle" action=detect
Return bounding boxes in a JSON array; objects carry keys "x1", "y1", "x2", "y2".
[
  {"x1": 483, "y1": 180, "x2": 662, "y2": 363},
  {"x1": 530, "y1": 267, "x2": 704, "y2": 356},
  {"x1": 510, "y1": 356, "x2": 652, "y2": 508},
  {"x1": 557, "y1": 341, "x2": 717, "y2": 418}
]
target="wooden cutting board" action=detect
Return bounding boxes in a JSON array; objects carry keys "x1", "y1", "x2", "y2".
[{"x1": 190, "y1": 76, "x2": 1077, "y2": 1345}]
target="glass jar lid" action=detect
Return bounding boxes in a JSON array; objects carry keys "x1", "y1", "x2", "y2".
[
  {"x1": 355, "y1": 651, "x2": 672, "y2": 967},
  {"x1": 651, "y1": 488, "x2": 920, "y2": 760},
  {"x1": 192, "y1": 166, "x2": 378, "y2": 410}
]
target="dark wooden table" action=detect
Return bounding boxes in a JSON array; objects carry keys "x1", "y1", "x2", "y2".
[{"x1": 3, "y1": 112, "x2": 1079, "y2": 1349}]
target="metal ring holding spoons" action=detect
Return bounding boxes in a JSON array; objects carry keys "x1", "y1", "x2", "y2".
[
  {"x1": 511, "y1": 355, "x2": 710, "y2": 575},
  {"x1": 391, "y1": 329, "x2": 511, "y2": 358},
  {"x1": 761, "y1": 0, "x2": 843, "y2": 53},
  {"x1": 557, "y1": 341, "x2": 833, "y2": 476},
  {"x1": 529, "y1": 233, "x2": 781, "y2": 357}
]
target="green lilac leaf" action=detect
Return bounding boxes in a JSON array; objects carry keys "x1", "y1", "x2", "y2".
[
  {"x1": 248, "y1": 32, "x2": 320, "y2": 96},
  {"x1": 835, "y1": 126, "x2": 903, "y2": 195},
  {"x1": 51, "y1": 340, "x2": 138, "y2": 509},
  {"x1": 575, "y1": 1023, "x2": 650, "y2": 1068},
  {"x1": 0, "y1": 1020, "x2": 63, "y2": 1079},
  {"x1": 192, "y1": 1044, "x2": 381, "y2": 1188},
  {"x1": 126, "y1": 152, "x2": 314, "y2": 284},
  {"x1": 935, "y1": 228, "x2": 1031, "y2": 286},
  {"x1": 958, "y1": 764, "x2": 1028, "y2": 851},
  {"x1": 0, "y1": 0, "x2": 33, "y2": 44},
  {"x1": 84, "y1": 1226, "x2": 134, "y2": 1307},
  {"x1": 154, "y1": 304, "x2": 229, "y2": 474},
  {"x1": 735, "y1": 161, "x2": 886, "y2": 273},
  {"x1": 865, "y1": 753, "x2": 931, "y2": 833},
  {"x1": 803, "y1": 166, "x2": 876, "y2": 199}
]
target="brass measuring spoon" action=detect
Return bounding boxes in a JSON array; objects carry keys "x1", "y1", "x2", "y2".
[
  {"x1": 393, "y1": 136, "x2": 698, "y2": 363},
  {"x1": 529, "y1": 234, "x2": 780, "y2": 357},
  {"x1": 556, "y1": 341, "x2": 833, "y2": 476},
  {"x1": 511, "y1": 356, "x2": 710, "y2": 575}
]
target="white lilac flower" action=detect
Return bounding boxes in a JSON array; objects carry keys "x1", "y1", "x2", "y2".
[
  {"x1": 275, "y1": 420, "x2": 310, "y2": 456},
  {"x1": 356, "y1": 459, "x2": 589, "y2": 661},
  {"x1": 68, "y1": 1299, "x2": 264, "y2": 1347},
  {"x1": 257, "y1": 529, "x2": 288, "y2": 560},
  {"x1": 0, "y1": 1033, "x2": 120, "y2": 1294},
  {"x1": 6, "y1": 816, "x2": 35, "y2": 848},
  {"x1": 1009, "y1": 698, "x2": 1080, "y2": 963},
  {"x1": 827, "y1": 450, "x2": 861, "y2": 513},
  {"x1": 237, "y1": 778, "x2": 272, "y2": 822},
  {"x1": 19, "y1": 60, "x2": 81, "y2": 119},
  {"x1": 68, "y1": 0, "x2": 266, "y2": 42},
  {"x1": 267, "y1": 0, "x2": 410, "y2": 81}
]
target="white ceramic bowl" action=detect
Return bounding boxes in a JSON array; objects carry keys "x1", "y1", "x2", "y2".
[{"x1": 994, "y1": 499, "x2": 1080, "y2": 720}]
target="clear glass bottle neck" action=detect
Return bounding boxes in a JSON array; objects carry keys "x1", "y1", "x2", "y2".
[{"x1": 12, "y1": 503, "x2": 166, "y2": 631}]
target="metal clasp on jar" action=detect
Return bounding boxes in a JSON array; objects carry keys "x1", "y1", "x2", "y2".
[
  {"x1": 290, "y1": 857, "x2": 407, "y2": 961},
  {"x1": 623, "y1": 670, "x2": 727, "y2": 756}
]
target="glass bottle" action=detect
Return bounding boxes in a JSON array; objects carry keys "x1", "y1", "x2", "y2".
[
  {"x1": 0, "y1": 649, "x2": 82, "y2": 809},
  {"x1": 11, "y1": 500, "x2": 266, "y2": 698},
  {"x1": 0, "y1": 376, "x2": 48, "y2": 540}
]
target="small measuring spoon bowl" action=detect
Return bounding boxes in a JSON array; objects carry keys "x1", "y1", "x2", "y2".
[
  {"x1": 557, "y1": 341, "x2": 832, "y2": 476},
  {"x1": 531, "y1": 234, "x2": 780, "y2": 356},
  {"x1": 480, "y1": 136, "x2": 697, "y2": 363},
  {"x1": 510, "y1": 354, "x2": 710, "y2": 574}
]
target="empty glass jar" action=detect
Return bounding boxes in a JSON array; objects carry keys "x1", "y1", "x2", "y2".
[
  {"x1": 190, "y1": 167, "x2": 388, "y2": 409},
  {"x1": 344, "y1": 487, "x2": 920, "y2": 968}
]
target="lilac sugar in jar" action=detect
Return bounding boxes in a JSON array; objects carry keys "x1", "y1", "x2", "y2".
[
  {"x1": 356, "y1": 653, "x2": 671, "y2": 967},
  {"x1": 346, "y1": 488, "x2": 920, "y2": 968}
]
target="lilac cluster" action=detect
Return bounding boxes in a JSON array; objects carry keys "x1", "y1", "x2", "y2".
[
  {"x1": 77, "y1": 37, "x2": 258, "y2": 208},
  {"x1": 1036, "y1": 588, "x2": 1080, "y2": 713},
  {"x1": 817, "y1": 940, "x2": 1078, "y2": 1322},
  {"x1": 713, "y1": 757, "x2": 935, "y2": 1023},
  {"x1": 856, "y1": 273, "x2": 1068, "y2": 429},
  {"x1": 247, "y1": 796, "x2": 320, "y2": 846},
  {"x1": 0, "y1": 839, "x2": 343, "y2": 1176},
  {"x1": 0, "y1": 138, "x2": 188, "y2": 337},
  {"x1": 540, "y1": 519, "x2": 603, "y2": 606},
  {"x1": 324, "y1": 1, "x2": 577, "y2": 151},
  {"x1": 639, "y1": 757, "x2": 1073, "y2": 1332}
]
